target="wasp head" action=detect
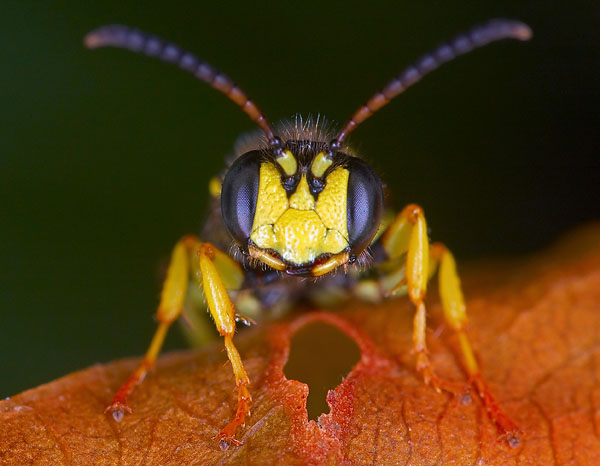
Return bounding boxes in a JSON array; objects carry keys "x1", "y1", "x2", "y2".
[{"x1": 221, "y1": 138, "x2": 383, "y2": 276}]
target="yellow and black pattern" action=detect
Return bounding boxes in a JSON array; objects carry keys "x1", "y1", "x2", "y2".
[
  {"x1": 250, "y1": 152, "x2": 350, "y2": 267},
  {"x1": 86, "y1": 18, "x2": 531, "y2": 447}
]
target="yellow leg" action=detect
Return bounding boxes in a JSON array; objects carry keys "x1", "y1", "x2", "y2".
[
  {"x1": 394, "y1": 205, "x2": 461, "y2": 392},
  {"x1": 105, "y1": 236, "x2": 251, "y2": 446},
  {"x1": 358, "y1": 205, "x2": 438, "y2": 300},
  {"x1": 105, "y1": 237, "x2": 191, "y2": 420},
  {"x1": 431, "y1": 242, "x2": 520, "y2": 445},
  {"x1": 380, "y1": 207, "x2": 433, "y2": 380},
  {"x1": 380, "y1": 205, "x2": 519, "y2": 443},
  {"x1": 380, "y1": 204, "x2": 519, "y2": 440},
  {"x1": 197, "y1": 243, "x2": 251, "y2": 446}
]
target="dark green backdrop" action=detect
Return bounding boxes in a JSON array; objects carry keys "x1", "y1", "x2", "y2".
[{"x1": 2, "y1": 1, "x2": 598, "y2": 396}]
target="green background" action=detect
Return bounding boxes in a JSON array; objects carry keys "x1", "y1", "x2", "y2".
[{"x1": 2, "y1": 1, "x2": 598, "y2": 397}]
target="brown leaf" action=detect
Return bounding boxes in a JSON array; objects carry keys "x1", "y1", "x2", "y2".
[{"x1": 2, "y1": 224, "x2": 600, "y2": 465}]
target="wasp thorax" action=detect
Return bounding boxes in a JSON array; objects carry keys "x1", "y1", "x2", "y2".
[{"x1": 221, "y1": 142, "x2": 383, "y2": 273}]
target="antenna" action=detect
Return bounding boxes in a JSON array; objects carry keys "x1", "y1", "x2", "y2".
[
  {"x1": 333, "y1": 19, "x2": 532, "y2": 146},
  {"x1": 85, "y1": 25, "x2": 278, "y2": 144}
]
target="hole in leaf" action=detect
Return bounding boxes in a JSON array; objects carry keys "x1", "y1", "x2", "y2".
[{"x1": 284, "y1": 321, "x2": 361, "y2": 420}]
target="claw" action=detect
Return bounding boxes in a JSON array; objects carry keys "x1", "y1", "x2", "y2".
[
  {"x1": 470, "y1": 373, "x2": 522, "y2": 447},
  {"x1": 505, "y1": 432, "x2": 521, "y2": 448},
  {"x1": 214, "y1": 422, "x2": 245, "y2": 450},
  {"x1": 216, "y1": 435, "x2": 243, "y2": 450},
  {"x1": 460, "y1": 389, "x2": 473, "y2": 406},
  {"x1": 104, "y1": 401, "x2": 133, "y2": 422},
  {"x1": 213, "y1": 384, "x2": 251, "y2": 448}
]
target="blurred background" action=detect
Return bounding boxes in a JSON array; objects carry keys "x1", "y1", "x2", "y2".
[{"x1": 2, "y1": 1, "x2": 598, "y2": 397}]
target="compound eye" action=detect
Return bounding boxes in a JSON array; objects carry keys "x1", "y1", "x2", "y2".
[
  {"x1": 221, "y1": 151, "x2": 262, "y2": 245},
  {"x1": 346, "y1": 158, "x2": 383, "y2": 255}
]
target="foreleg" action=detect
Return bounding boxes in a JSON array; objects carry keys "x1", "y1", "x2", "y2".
[{"x1": 105, "y1": 236, "x2": 250, "y2": 446}]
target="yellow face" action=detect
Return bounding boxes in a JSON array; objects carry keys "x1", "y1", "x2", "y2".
[
  {"x1": 221, "y1": 142, "x2": 383, "y2": 276},
  {"x1": 249, "y1": 152, "x2": 350, "y2": 266}
]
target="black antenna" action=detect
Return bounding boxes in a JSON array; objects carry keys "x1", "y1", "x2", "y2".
[
  {"x1": 85, "y1": 25, "x2": 278, "y2": 144},
  {"x1": 333, "y1": 19, "x2": 532, "y2": 146}
]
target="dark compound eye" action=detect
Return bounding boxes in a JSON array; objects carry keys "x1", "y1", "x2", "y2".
[
  {"x1": 221, "y1": 151, "x2": 262, "y2": 245},
  {"x1": 345, "y1": 158, "x2": 383, "y2": 255}
]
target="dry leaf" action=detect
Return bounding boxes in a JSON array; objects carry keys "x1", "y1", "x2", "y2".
[{"x1": 2, "y1": 224, "x2": 600, "y2": 465}]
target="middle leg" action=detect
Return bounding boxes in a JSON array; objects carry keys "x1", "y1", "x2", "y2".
[
  {"x1": 379, "y1": 204, "x2": 520, "y2": 443},
  {"x1": 380, "y1": 204, "x2": 462, "y2": 391}
]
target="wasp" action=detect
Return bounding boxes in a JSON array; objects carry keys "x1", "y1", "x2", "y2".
[{"x1": 85, "y1": 19, "x2": 531, "y2": 447}]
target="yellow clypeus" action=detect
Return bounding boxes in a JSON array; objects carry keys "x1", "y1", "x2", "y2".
[{"x1": 250, "y1": 161, "x2": 350, "y2": 265}]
